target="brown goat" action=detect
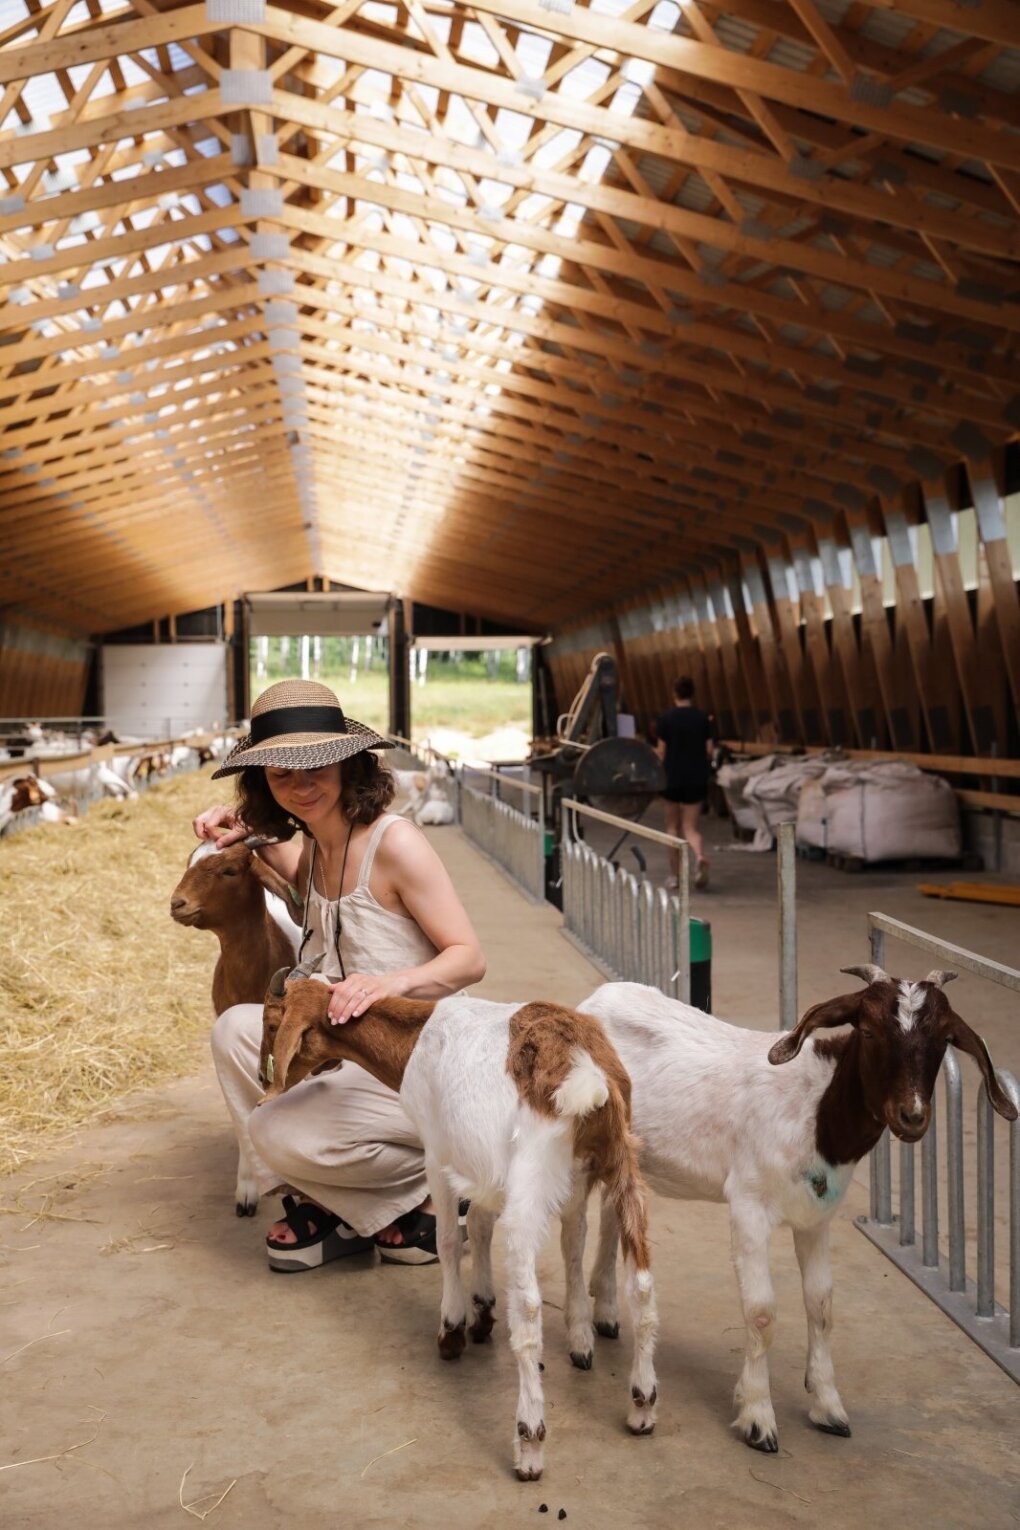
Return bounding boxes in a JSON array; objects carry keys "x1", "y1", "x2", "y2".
[
  {"x1": 259, "y1": 973, "x2": 658, "y2": 1480},
  {"x1": 170, "y1": 842, "x2": 300, "y2": 1015}
]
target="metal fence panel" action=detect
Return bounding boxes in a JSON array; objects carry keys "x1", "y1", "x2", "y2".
[
  {"x1": 856, "y1": 912, "x2": 1020, "y2": 1382},
  {"x1": 559, "y1": 800, "x2": 691, "y2": 1002},
  {"x1": 460, "y1": 783, "x2": 545, "y2": 902}
]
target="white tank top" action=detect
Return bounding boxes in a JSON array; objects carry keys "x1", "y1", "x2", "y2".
[{"x1": 302, "y1": 814, "x2": 438, "y2": 982}]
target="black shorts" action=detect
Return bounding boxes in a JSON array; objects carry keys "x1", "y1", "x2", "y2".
[{"x1": 662, "y1": 786, "x2": 707, "y2": 806}]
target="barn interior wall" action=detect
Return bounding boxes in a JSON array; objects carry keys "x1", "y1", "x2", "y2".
[
  {"x1": 0, "y1": 620, "x2": 93, "y2": 721},
  {"x1": 544, "y1": 479, "x2": 1020, "y2": 765}
]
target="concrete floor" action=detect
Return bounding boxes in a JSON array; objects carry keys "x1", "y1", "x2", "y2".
[{"x1": 1, "y1": 827, "x2": 1018, "y2": 1529}]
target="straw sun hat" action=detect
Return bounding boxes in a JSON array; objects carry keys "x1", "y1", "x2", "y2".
[{"x1": 211, "y1": 679, "x2": 394, "y2": 779}]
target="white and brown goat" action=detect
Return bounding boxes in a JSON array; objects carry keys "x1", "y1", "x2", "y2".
[
  {"x1": 170, "y1": 841, "x2": 301, "y2": 1214},
  {"x1": 577, "y1": 967, "x2": 1017, "y2": 1453},
  {"x1": 259, "y1": 973, "x2": 659, "y2": 1480}
]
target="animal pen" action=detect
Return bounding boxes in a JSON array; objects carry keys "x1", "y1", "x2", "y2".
[{"x1": 1, "y1": 0, "x2": 1019, "y2": 1524}]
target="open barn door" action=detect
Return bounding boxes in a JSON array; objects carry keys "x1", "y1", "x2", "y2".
[{"x1": 246, "y1": 592, "x2": 392, "y2": 730}]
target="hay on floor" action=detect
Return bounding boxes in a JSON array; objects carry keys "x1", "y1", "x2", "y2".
[{"x1": 0, "y1": 769, "x2": 231, "y2": 1175}]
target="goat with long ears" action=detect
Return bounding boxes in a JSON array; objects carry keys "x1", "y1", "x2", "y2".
[
  {"x1": 769, "y1": 965, "x2": 1017, "y2": 1156},
  {"x1": 577, "y1": 971, "x2": 1015, "y2": 1456},
  {"x1": 258, "y1": 969, "x2": 658, "y2": 1481},
  {"x1": 171, "y1": 838, "x2": 301, "y2": 1215}
]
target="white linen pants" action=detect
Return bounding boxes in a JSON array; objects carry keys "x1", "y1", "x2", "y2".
[{"x1": 210, "y1": 1003, "x2": 428, "y2": 1236}]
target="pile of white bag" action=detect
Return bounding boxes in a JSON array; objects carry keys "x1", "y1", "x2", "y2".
[
  {"x1": 719, "y1": 752, "x2": 962, "y2": 863},
  {"x1": 796, "y1": 761, "x2": 960, "y2": 862},
  {"x1": 717, "y1": 753, "x2": 830, "y2": 849}
]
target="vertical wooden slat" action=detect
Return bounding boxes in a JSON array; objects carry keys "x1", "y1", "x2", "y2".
[
  {"x1": 925, "y1": 485, "x2": 989, "y2": 754},
  {"x1": 845, "y1": 512, "x2": 903, "y2": 748},
  {"x1": 725, "y1": 566, "x2": 773, "y2": 741},
  {"x1": 766, "y1": 547, "x2": 823, "y2": 744},
  {"x1": 969, "y1": 467, "x2": 1020, "y2": 716},
  {"x1": 707, "y1": 568, "x2": 753, "y2": 739},
  {"x1": 880, "y1": 504, "x2": 938, "y2": 750},
  {"x1": 817, "y1": 534, "x2": 884, "y2": 748},
  {"x1": 792, "y1": 542, "x2": 845, "y2": 746},
  {"x1": 742, "y1": 556, "x2": 794, "y2": 741},
  {"x1": 689, "y1": 575, "x2": 734, "y2": 734}
]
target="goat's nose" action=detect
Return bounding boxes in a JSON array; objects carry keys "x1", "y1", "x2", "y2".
[
  {"x1": 170, "y1": 897, "x2": 185, "y2": 911},
  {"x1": 898, "y1": 1101, "x2": 927, "y2": 1131}
]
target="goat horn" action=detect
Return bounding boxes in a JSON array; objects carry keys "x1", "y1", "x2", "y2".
[
  {"x1": 290, "y1": 953, "x2": 325, "y2": 980},
  {"x1": 269, "y1": 967, "x2": 289, "y2": 997},
  {"x1": 925, "y1": 969, "x2": 958, "y2": 988},
  {"x1": 840, "y1": 963, "x2": 890, "y2": 986}
]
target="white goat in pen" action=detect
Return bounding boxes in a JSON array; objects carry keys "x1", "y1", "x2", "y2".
[
  {"x1": 391, "y1": 761, "x2": 455, "y2": 826},
  {"x1": 258, "y1": 975, "x2": 659, "y2": 1480},
  {"x1": 576, "y1": 971, "x2": 1017, "y2": 1453}
]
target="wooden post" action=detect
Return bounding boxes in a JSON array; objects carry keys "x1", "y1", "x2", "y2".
[{"x1": 388, "y1": 599, "x2": 411, "y2": 740}]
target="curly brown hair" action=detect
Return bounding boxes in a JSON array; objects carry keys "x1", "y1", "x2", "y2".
[{"x1": 234, "y1": 752, "x2": 396, "y2": 839}]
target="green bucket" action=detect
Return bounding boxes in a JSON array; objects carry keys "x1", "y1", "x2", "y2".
[{"x1": 689, "y1": 917, "x2": 712, "y2": 1012}]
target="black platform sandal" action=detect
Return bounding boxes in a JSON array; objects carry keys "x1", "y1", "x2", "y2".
[
  {"x1": 266, "y1": 1194, "x2": 374, "y2": 1273},
  {"x1": 375, "y1": 1206, "x2": 440, "y2": 1266},
  {"x1": 375, "y1": 1201, "x2": 471, "y2": 1266}
]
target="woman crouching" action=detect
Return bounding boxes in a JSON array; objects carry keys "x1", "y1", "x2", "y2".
[{"x1": 195, "y1": 679, "x2": 485, "y2": 1269}]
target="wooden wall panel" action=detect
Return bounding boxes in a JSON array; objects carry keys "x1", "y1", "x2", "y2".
[{"x1": 0, "y1": 623, "x2": 91, "y2": 719}]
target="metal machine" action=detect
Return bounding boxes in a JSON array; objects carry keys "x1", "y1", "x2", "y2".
[{"x1": 528, "y1": 653, "x2": 665, "y2": 900}]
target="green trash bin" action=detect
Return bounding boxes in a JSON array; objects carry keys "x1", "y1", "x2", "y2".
[{"x1": 689, "y1": 917, "x2": 712, "y2": 1013}]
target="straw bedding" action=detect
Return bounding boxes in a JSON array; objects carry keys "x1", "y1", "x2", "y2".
[{"x1": 0, "y1": 769, "x2": 228, "y2": 1174}]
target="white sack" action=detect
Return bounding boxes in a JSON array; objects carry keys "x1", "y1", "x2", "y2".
[{"x1": 809, "y1": 762, "x2": 960, "y2": 862}]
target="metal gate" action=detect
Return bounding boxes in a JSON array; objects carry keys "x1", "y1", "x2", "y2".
[{"x1": 856, "y1": 912, "x2": 1020, "y2": 1383}]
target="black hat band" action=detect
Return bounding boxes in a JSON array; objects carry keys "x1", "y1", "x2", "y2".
[{"x1": 249, "y1": 704, "x2": 349, "y2": 744}]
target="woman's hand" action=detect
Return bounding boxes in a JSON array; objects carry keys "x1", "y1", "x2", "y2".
[
  {"x1": 192, "y1": 803, "x2": 248, "y2": 847},
  {"x1": 326, "y1": 972, "x2": 406, "y2": 1025}
]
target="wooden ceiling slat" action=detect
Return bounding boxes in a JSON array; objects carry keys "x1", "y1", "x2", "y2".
[{"x1": 0, "y1": 0, "x2": 1015, "y2": 636}]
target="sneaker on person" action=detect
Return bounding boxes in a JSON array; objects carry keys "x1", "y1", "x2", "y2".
[
  {"x1": 694, "y1": 859, "x2": 710, "y2": 890},
  {"x1": 664, "y1": 874, "x2": 679, "y2": 891}
]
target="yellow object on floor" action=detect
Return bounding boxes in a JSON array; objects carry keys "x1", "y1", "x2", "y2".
[{"x1": 918, "y1": 881, "x2": 1020, "y2": 908}]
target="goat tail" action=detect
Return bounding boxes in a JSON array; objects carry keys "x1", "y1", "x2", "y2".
[
  {"x1": 584, "y1": 1083, "x2": 651, "y2": 1274},
  {"x1": 552, "y1": 1045, "x2": 611, "y2": 1118},
  {"x1": 606, "y1": 1126, "x2": 652, "y2": 1274}
]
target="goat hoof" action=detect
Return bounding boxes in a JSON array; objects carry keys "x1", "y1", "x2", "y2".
[
  {"x1": 627, "y1": 1418, "x2": 656, "y2": 1436},
  {"x1": 745, "y1": 1424, "x2": 779, "y2": 1453},
  {"x1": 437, "y1": 1320, "x2": 466, "y2": 1362},
  {"x1": 569, "y1": 1350, "x2": 593, "y2": 1371},
  {"x1": 815, "y1": 1417, "x2": 852, "y2": 1438},
  {"x1": 236, "y1": 1202, "x2": 257, "y2": 1218},
  {"x1": 594, "y1": 1321, "x2": 619, "y2": 1340},
  {"x1": 514, "y1": 1419, "x2": 546, "y2": 1481},
  {"x1": 514, "y1": 1465, "x2": 543, "y2": 1483},
  {"x1": 469, "y1": 1297, "x2": 496, "y2": 1343}
]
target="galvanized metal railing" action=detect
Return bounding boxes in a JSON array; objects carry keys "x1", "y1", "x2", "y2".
[
  {"x1": 560, "y1": 797, "x2": 692, "y2": 1003},
  {"x1": 459, "y1": 765, "x2": 546, "y2": 902},
  {"x1": 856, "y1": 912, "x2": 1020, "y2": 1382}
]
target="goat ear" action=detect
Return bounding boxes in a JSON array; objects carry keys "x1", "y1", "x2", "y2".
[
  {"x1": 768, "y1": 991, "x2": 863, "y2": 1066},
  {"x1": 249, "y1": 853, "x2": 298, "y2": 906},
  {"x1": 263, "y1": 1011, "x2": 310, "y2": 1098},
  {"x1": 945, "y1": 1013, "x2": 1018, "y2": 1121}
]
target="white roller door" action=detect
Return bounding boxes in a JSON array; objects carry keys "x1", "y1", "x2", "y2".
[{"x1": 101, "y1": 645, "x2": 229, "y2": 737}]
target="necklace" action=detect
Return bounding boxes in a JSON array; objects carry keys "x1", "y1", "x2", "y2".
[{"x1": 298, "y1": 821, "x2": 355, "y2": 980}]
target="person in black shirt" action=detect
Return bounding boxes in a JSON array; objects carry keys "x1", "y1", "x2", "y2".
[{"x1": 654, "y1": 676, "x2": 715, "y2": 890}]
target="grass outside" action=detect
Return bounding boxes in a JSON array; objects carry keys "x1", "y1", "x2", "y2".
[{"x1": 251, "y1": 669, "x2": 531, "y2": 743}]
